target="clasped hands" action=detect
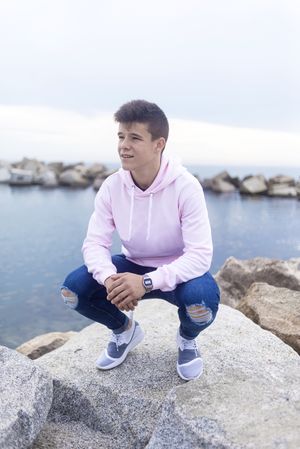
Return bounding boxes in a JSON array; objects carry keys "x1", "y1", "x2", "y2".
[{"x1": 105, "y1": 272, "x2": 146, "y2": 312}]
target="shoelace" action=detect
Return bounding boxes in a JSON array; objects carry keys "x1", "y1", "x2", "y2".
[
  {"x1": 111, "y1": 332, "x2": 126, "y2": 351},
  {"x1": 181, "y1": 337, "x2": 198, "y2": 354}
]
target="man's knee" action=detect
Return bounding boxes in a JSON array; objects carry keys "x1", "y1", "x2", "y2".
[
  {"x1": 186, "y1": 303, "x2": 214, "y2": 325},
  {"x1": 61, "y1": 287, "x2": 79, "y2": 310}
]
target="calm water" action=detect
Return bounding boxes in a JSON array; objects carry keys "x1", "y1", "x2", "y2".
[{"x1": 0, "y1": 165, "x2": 299, "y2": 348}]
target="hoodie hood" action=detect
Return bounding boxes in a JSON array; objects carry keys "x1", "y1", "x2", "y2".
[
  {"x1": 118, "y1": 153, "x2": 186, "y2": 195},
  {"x1": 118, "y1": 154, "x2": 186, "y2": 240}
]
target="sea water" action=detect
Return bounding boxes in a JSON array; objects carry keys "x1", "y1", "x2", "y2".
[{"x1": 0, "y1": 164, "x2": 299, "y2": 348}]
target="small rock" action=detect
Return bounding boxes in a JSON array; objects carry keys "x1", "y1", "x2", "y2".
[
  {"x1": 211, "y1": 178, "x2": 236, "y2": 193},
  {"x1": 59, "y1": 169, "x2": 90, "y2": 187},
  {"x1": 47, "y1": 162, "x2": 64, "y2": 176},
  {"x1": 16, "y1": 331, "x2": 77, "y2": 360},
  {"x1": 39, "y1": 170, "x2": 59, "y2": 188},
  {"x1": 15, "y1": 158, "x2": 48, "y2": 184},
  {"x1": 267, "y1": 184, "x2": 297, "y2": 197},
  {"x1": 202, "y1": 171, "x2": 238, "y2": 193},
  {"x1": 268, "y1": 175, "x2": 295, "y2": 186},
  {"x1": 87, "y1": 163, "x2": 107, "y2": 180},
  {"x1": 239, "y1": 174, "x2": 268, "y2": 194}
]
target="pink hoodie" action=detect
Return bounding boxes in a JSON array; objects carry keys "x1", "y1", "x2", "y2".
[{"x1": 82, "y1": 154, "x2": 213, "y2": 291}]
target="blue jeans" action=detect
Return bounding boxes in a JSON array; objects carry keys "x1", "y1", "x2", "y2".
[{"x1": 61, "y1": 254, "x2": 220, "y2": 339}]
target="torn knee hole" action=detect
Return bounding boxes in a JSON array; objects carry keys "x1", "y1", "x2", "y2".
[
  {"x1": 61, "y1": 287, "x2": 78, "y2": 309},
  {"x1": 61, "y1": 288, "x2": 74, "y2": 297},
  {"x1": 186, "y1": 304, "x2": 213, "y2": 324}
]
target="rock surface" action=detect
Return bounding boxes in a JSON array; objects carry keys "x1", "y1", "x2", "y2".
[
  {"x1": 237, "y1": 282, "x2": 300, "y2": 354},
  {"x1": 16, "y1": 331, "x2": 77, "y2": 360},
  {"x1": 211, "y1": 178, "x2": 236, "y2": 193},
  {"x1": 215, "y1": 256, "x2": 300, "y2": 308},
  {"x1": 9, "y1": 168, "x2": 33, "y2": 185},
  {"x1": 268, "y1": 175, "x2": 295, "y2": 186},
  {"x1": 31, "y1": 300, "x2": 300, "y2": 449},
  {"x1": 46, "y1": 162, "x2": 64, "y2": 176},
  {"x1": 267, "y1": 184, "x2": 297, "y2": 197},
  {"x1": 86, "y1": 163, "x2": 106, "y2": 179},
  {"x1": 58, "y1": 169, "x2": 90, "y2": 187},
  {"x1": 239, "y1": 175, "x2": 268, "y2": 194},
  {"x1": 0, "y1": 346, "x2": 53, "y2": 449},
  {"x1": 38, "y1": 170, "x2": 58, "y2": 188},
  {"x1": 15, "y1": 158, "x2": 46, "y2": 183},
  {"x1": 202, "y1": 170, "x2": 238, "y2": 193}
]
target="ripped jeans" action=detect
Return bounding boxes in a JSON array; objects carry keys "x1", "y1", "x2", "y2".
[{"x1": 61, "y1": 254, "x2": 220, "y2": 339}]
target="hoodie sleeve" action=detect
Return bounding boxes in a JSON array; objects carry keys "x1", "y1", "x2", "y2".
[
  {"x1": 148, "y1": 181, "x2": 213, "y2": 291},
  {"x1": 81, "y1": 180, "x2": 117, "y2": 285}
]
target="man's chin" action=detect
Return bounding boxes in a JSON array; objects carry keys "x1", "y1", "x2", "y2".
[
  {"x1": 121, "y1": 164, "x2": 131, "y2": 171},
  {"x1": 120, "y1": 160, "x2": 132, "y2": 171}
]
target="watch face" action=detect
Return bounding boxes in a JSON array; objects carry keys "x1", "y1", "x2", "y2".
[
  {"x1": 144, "y1": 278, "x2": 152, "y2": 287},
  {"x1": 143, "y1": 276, "x2": 153, "y2": 290}
]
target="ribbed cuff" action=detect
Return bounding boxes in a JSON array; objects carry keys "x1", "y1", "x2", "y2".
[{"x1": 97, "y1": 269, "x2": 117, "y2": 286}]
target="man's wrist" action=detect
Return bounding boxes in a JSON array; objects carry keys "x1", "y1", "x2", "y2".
[{"x1": 104, "y1": 276, "x2": 112, "y2": 287}]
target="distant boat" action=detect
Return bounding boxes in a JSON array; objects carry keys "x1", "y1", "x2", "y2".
[{"x1": 9, "y1": 168, "x2": 33, "y2": 185}]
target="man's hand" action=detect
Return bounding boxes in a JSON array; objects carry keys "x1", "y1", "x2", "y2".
[{"x1": 105, "y1": 272, "x2": 146, "y2": 311}]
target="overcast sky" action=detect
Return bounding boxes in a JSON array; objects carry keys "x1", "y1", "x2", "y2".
[{"x1": 0, "y1": 0, "x2": 299, "y2": 166}]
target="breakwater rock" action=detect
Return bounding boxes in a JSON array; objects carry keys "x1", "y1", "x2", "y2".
[
  {"x1": 0, "y1": 158, "x2": 113, "y2": 190},
  {"x1": 215, "y1": 256, "x2": 300, "y2": 308},
  {"x1": 237, "y1": 282, "x2": 300, "y2": 354},
  {"x1": 215, "y1": 256, "x2": 300, "y2": 354},
  {"x1": 202, "y1": 170, "x2": 300, "y2": 198},
  {"x1": 1, "y1": 159, "x2": 299, "y2": 198}
]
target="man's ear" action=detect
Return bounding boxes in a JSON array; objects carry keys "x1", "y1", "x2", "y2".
[{"x1": 155, "y1": 137, "x2": 166, "y2": 153}]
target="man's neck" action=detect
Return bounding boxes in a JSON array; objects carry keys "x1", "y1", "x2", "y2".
[{"x1": 131, "y1": 160, "x2": 161, "y2": 191}]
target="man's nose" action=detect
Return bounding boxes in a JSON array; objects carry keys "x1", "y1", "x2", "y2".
[{"x1": 120, "y1": 136, "x2": 132, "y2": 149}]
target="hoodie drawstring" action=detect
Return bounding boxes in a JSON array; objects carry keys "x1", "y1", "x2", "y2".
[
  {"x1": 128, "y1": 185, "x2": 135, "y2": 241},
  {"x1": 146, "y1": 193, "x2": 153, "y2": 241}
]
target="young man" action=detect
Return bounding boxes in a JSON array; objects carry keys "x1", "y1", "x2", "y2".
[{"x1": 61, "y1": 100, "x2": 220, "y2": 381}]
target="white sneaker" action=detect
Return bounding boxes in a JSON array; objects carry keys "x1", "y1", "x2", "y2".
[
  {"x1": 176, "y1": 329, "x2": 203, "y2": 381},
  {"x1": 96, "y1": 321, "x2": 144, "y2": 370}
]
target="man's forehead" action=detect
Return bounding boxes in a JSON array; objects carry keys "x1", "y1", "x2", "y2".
[{"x1": 118, "y1": 122, "x2": 150, "y2": 134}]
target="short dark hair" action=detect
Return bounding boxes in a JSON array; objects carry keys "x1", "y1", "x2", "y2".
[{"x1": 114, "y1": 99, "x2": 169, "y2": 142}]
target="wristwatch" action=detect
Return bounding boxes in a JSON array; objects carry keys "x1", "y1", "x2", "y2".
[{"x1": 142, "y1": 274, "x2": 153, "y2": 293}]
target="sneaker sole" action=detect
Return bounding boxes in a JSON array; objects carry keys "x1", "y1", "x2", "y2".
[
  {"x1": 176, "y1": 359, "x2": 203, "y2": 381},
  {"x1": 96, "y1": 325, "x2": 144, "y2": 370}
]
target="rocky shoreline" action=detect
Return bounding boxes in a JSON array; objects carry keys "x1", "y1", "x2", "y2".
[
  {"x1": 0, "y1": 158, "x2": 299, "y2": 198},
  {"x1": 1, "y1": 256, "x2": 299, "y2": 448}
]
